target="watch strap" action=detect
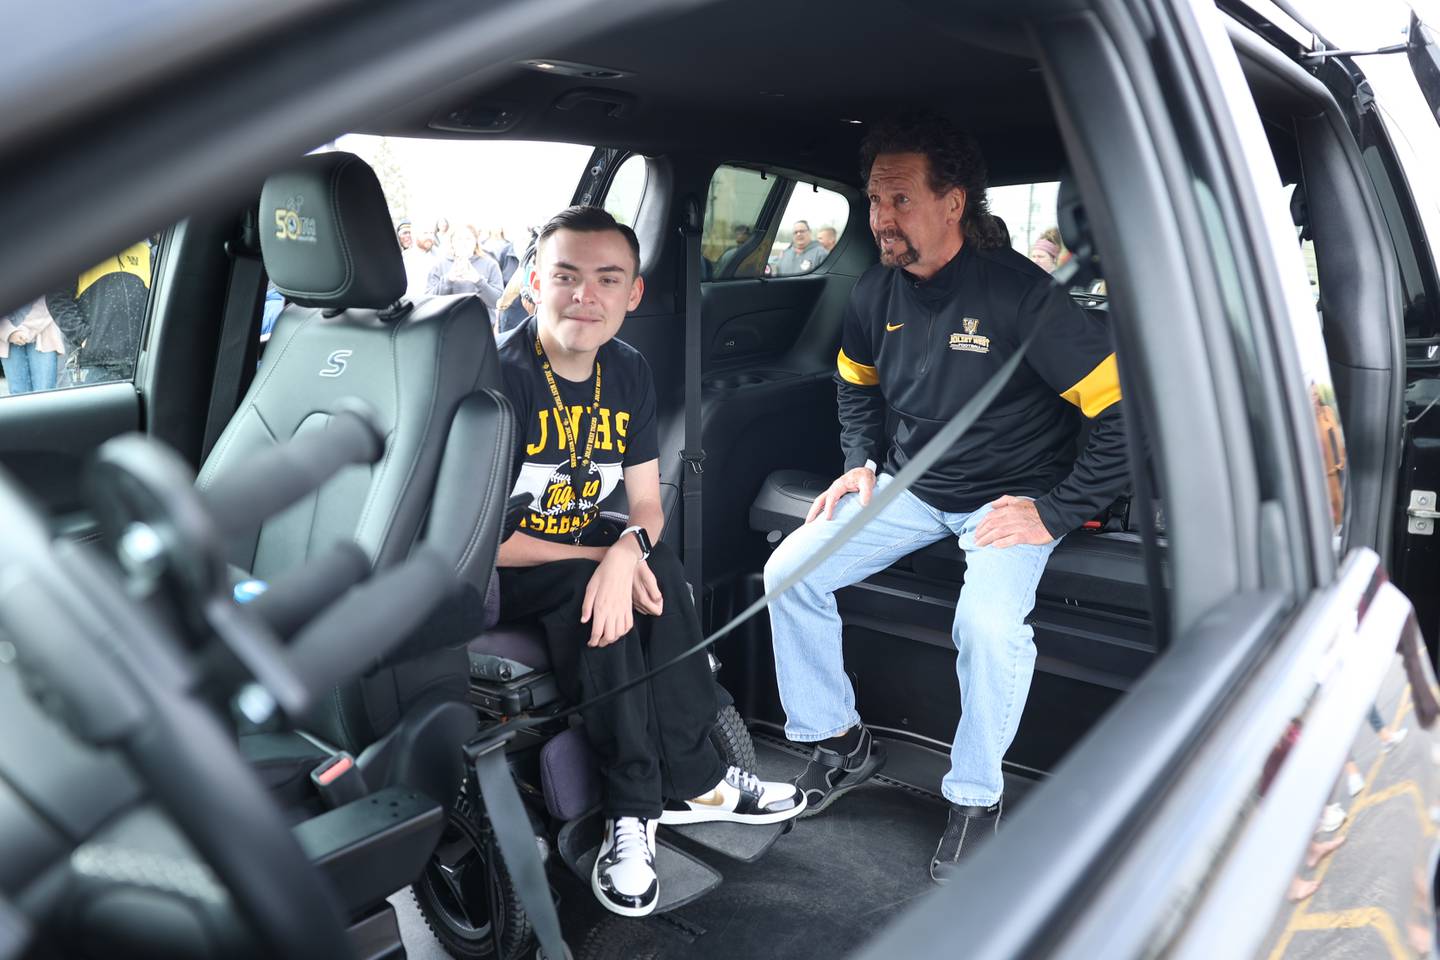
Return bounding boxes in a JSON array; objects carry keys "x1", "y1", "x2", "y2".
[{"x1": 620, "y1": 524, "x2": 652, "y2": 559}]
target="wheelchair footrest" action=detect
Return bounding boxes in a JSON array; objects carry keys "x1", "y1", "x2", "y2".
[
  {"x1": 557, "y1": 811, "x2": 722, "y2": 914},
  {"x1": 663, "y1": 818, "x2": 789, "y2": 863}
]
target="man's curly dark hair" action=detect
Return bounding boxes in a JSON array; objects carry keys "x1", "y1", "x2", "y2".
[{"x1": 859, "y1": 114, "x2": 1008, "y2": 250}]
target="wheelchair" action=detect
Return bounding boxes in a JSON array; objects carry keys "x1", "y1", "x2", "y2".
[{"x1": 410, "y1": 516, "x2": 772, "y2": 960}]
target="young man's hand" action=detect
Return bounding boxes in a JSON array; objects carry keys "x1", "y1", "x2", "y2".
[
  {"x1": 806, "y1": 466, "x2": 876, "y2": 523},
  {"x1": 974, "y1": 495, "x2": 1055, "y2": 548},
  {"x1": 581, "y1": 541, "x2": 642, "y2": 647},
  {"x1": 632, "y1": 559, "x2": 664, "y2": 616}
]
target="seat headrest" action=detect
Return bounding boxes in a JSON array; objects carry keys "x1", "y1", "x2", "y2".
[
  {"x1": 259, "y1": 152, "x2": 405, "y2": 310},
  {"x1": 990, "y1": 214, "x2": 1011, "y2": 248},
  {"x1": 1056, "y1": 178, "x2": 1082, "y2": 253}
]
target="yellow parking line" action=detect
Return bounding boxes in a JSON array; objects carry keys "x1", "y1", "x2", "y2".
[
  {"x1": 1289, "y1": 907, "x2": 1408, "y2": 959},
  {"x1": 1351, "y1": 779, "x2": 1435, "y2": 836}
]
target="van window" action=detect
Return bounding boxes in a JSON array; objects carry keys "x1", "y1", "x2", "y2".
[
  {"x1": 2, "y1": 237, "x2": 157, "y2": 398},
  {"x1": 603, "y1": 154, "x2": 648, "y2": 227},
  {"x1": 703, "y1": 165, "x2": 778, "y2": 280},
  {"x1": 303, "y1": 136, "x2": 593, "y2": 334},
  {"x1": 765, "y1": 182, "x2": 850, "y2": 277},
  {"x1": 988, "y1": 181, "x2": 1064, "y2": 272}
]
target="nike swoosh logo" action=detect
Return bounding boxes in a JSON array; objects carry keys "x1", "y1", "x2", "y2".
[
  {"x1": 885, "y1": 323, "x2": 904, "y2": 332},
  {"x1": 691, "y1": 790, "x2": 727, "y2": 806}
]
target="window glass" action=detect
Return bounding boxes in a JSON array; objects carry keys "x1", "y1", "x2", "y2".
[
  {"x1": 765, "y1": 182, "x2": 850, "y2": 277},
  {"x1": 603, "y1": 154, "x2": 647, "y2": 227},
  {"x1": 2, "y1": 236, "x2": 157, "y2": 397},
  {"x1": 305, "y1": 135, "x2": 593, "y2": 334},
  {"x1": 1274, "y1": 179, "x2": 1348, "y2": 548},
  {"x1": 702, "y1": 165, "x2": 777, "y2": 280},
  {"x1": 988, "y1": 181, "x2": 1064, "y2": 272}
]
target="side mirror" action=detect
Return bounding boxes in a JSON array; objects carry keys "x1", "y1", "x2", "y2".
[{"x1": 1408, "y1": 11, "x2": 1440, "y2": 125}]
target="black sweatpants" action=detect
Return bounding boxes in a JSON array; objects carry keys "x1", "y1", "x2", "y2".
[{"x1": 498, "y1": 542, "x2": 726, "y2": 819}]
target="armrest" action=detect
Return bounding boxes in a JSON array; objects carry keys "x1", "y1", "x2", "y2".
[{"x1": 292, "y1": 785, "x2": 444, "y2": 914}]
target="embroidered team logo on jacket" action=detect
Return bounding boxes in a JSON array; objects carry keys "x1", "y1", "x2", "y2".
[{"x1": 950, "y1": 317, "x2": 990, "y2": 354}]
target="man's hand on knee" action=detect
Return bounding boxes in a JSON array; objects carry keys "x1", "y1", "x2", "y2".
[
  {"x1": 974, "y1": 495, "x2": 1055, "y2": 548},
  {"x1": 632, "y1": 559, "x2": 664, "y2": 616},
  {"x1": 806, "y1": 466, "x2": 876, "y2": 524},
  {"x1": 581, "y1": 547, "x2": 641, "y2": 647}
]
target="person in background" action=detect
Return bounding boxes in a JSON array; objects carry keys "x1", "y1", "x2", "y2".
[
  {"x1": 1, "y1": 299, "x2": 65, "y2": 394},
  {"x1": 714, "y1": 224, "x2": 753, "y2": 277},
  {"x1": 1028, "y1": 226, "x2": 1062, "y2": 273},
  {"x1": 47, "y1": 240, "x2": 152, "y2": 385},
  {"x1": 260, "y1": 283, "x2": 285, "y2": 342},
  {"x1": 496, "y1": 235, "x2": 539, "y2": 334},
  {"x1": 770, "y1": 220, "x2": 829, "y2": 276},
  {"x1": 818, "y1": 225, "x2": 839, "y2": 254},
  {"x1": 398, "y1": 218, "x2": 437, "y2": 299},
  {"x1": 483, "y1": 226, "x2": 520, "y2": 285},
  {"x1": 433, "y1": 217, "x2": 453, "y2": 259},
  {"x1": 427, "y1": 223, "x2": 504, "y2": 325}
]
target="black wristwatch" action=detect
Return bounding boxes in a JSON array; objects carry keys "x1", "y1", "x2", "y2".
[{"x1": 621, "y1": 524, "x2": 652, "y2": 560}]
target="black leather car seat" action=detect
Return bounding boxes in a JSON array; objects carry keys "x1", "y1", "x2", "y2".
[{"x1": 196, "y1": 151, "x2": 514, "y2": 819}]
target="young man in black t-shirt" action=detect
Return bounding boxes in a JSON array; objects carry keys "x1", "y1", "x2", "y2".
[{"x1": 495, "y1": 206, "x2": 805, "y2": 918}]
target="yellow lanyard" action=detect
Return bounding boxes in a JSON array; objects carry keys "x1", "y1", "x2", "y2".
[{"x1": 534, "y1": 336, "x2": 602, "y2": 538}]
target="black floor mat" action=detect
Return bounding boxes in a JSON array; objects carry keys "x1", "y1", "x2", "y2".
[{"x1": 548, "y1": 734, "x2": 1041, "y2": 959}]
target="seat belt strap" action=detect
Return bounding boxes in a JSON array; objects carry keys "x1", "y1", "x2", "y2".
[
  {"x1": 202, "y1": 214, "x2": 266, "y2": 459},
  {"x1": 467, "y1": 736, "x2": 568, "y2": 960},
  {"x1": 679, "y1": 196, "x2": 706, "y2": 598}
]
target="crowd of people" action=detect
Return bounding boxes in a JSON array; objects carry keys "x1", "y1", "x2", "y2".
[
  {"x1": 1, "y1": 238, "x2": 154, "y2": 396},
  {"x1": 394, "y1": 217, "x2": 532, "y2": 330}
]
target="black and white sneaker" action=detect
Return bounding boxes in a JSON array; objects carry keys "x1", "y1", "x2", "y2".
[
  {"x1": 591, "y1": 817, "x2": 659, "y2": 917},
  {"x1": 659, "y1": 765, "x2": 807, "y2": 825},
  {"x1": 793, "y1": 725, "x2": 887, "y2": 818},
  {"x1": 930, "y1": 798, "x2": 1002, "y2": 884}
]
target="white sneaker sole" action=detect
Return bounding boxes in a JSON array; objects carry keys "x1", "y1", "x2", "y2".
[
  {"x1": 658, "y1": 795, "x2": 808, "y2": 826},
  {"x1": 590, "y1": 854, "x2": 659, "y2": 918}
]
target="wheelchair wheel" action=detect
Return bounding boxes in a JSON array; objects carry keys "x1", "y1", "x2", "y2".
[
  {"x1": 413, "y1": 791, "x2": 534, "y2": 960},
  {"x1": 709, "y1": 703, "x2": 757, "y2": 772}
]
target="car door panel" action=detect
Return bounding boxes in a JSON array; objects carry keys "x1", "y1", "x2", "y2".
[
  {"x1": 702, "y1": 276, "x2": 826, "y2": 368},
  {"x1": 0, "y1": 383, "x2": 139, "y2": 525},
  {"x1": 698, "y1": 273, "x2": 854, "y2": 580}
]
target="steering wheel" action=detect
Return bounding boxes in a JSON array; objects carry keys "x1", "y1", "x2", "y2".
[{"x1": 0, "y1": 408, "x2": 448, "y2": 959}]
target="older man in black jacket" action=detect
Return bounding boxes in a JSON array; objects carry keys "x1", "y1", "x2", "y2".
[{"x1": 764, "y1": 114, "x2": 1128, "y2": 882}]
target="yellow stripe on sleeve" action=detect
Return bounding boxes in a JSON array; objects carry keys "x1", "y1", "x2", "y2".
[
  {"x1": 1060, "y1": 353, "x2": 1122, "y2": 417},
  {"x1": 837, "y1": 348, "x2": 879, "y2": 387}
]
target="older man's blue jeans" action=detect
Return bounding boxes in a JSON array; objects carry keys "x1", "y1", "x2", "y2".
[{"x1": 763, "y1": 473, "x2": 1059, "y2": 807}]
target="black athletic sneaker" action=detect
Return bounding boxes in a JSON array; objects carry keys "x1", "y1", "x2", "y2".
[
  {"x1": 793, "y1": 725, "x2": 886, "y2": 818},
  {"x1": 660, "y1": 765, "x2": 807, "y2": 825},
  {"x1": 591, "y1": 817, "x2": 659, "y2": 917},
  {"x1": 930, "y1": 798, "x2": 1002, "y2": 884}
]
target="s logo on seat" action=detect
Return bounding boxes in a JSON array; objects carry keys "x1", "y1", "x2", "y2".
[{"x1": 320, "y1": 350, "x2": 352, "y2": 377}]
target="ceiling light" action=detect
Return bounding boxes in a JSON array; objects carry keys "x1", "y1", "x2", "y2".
[
  {"x1": 520, "y1": 59, "x2": 634, "y2": 79},
  {"x1": 842, "y1": 118, "x2": 863, "y2": 125}
]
